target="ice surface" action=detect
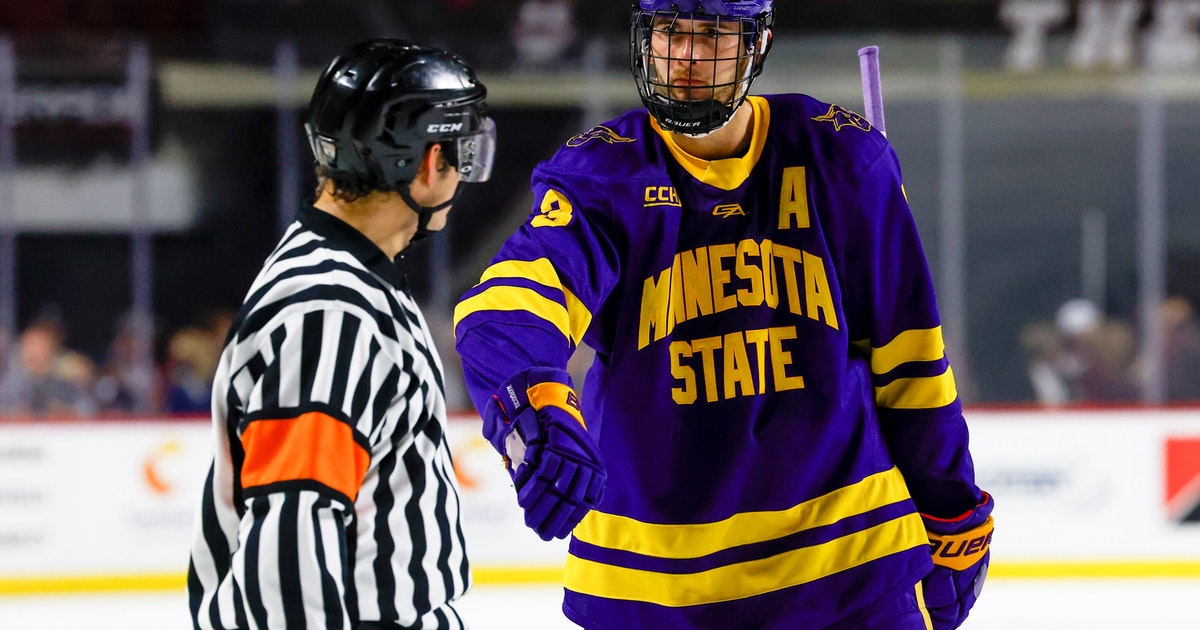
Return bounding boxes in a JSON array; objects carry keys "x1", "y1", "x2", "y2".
[{"x1": 1, "y1": 578, "x2": 1197, "y2": 629}]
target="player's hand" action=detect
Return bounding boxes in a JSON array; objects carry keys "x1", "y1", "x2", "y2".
[
  {"x1": 482, "y1": 367, "x2": 605, "y2": 540},
  {"x1": 921, "y1": 493, "x2": 994, "y2": 630}
]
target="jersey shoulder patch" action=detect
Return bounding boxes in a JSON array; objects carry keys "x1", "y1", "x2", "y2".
[
  {"x1": 566, "y1": 125, "x2": 636, "y2": 147},
  {"x1": 811, "y1": 104, "x2": 872, "y2": 133}
]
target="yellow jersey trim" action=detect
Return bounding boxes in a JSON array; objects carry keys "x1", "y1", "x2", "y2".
[
  {"x1": 875, "y1": 367, "x2": 959, "y2": 409},
  {"x1": 454, "y1": 285, "x2": 572, "y2": 343},
  {"x1": 651, "y1": 96, "x2": 771, "y2": 191},
  {"x1": 869, "y1": 327, "x2": 947, "y2": 375},
  {"x1": 915, "y1": 582, "x2": 934, "y2": 629},
  {"x1": 572, "y1": 466, "x2": 911, "y2": 559},
  {"x1": 454, "y1": 258, "x2": 593, "y2": 345},
  {"x1": 564, "y1": 514, "x2": 927, "y2": 607}
]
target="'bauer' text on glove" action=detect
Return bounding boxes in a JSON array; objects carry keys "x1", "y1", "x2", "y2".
[{"x1": 921, "y1": 492, "x2": 994, "y2": 630}]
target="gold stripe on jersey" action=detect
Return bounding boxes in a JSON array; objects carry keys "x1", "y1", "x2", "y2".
[
  {"x1": 455, "y1": 285, "x2": 572, "y2": 343},
  {"x1": 572, "y1": 467, "x2": 910, "y2": 559},
  {"x1": 915, "y1": 581, "x2": 935, "y2": 629},
  {"x1": 240, "y1": 411, "x2": 369, "y2": 501},
  {"x1": 455, "y1": 260, "x2": 592, "y2": 345},
  {"x1": 564, "y1": 512, "x2": 927, "y2": 607},
  {"x1": 651, "y1": 96, "x2": 771, "y2": 191},
  {"x1": 479, "y1": 258, "x2": 593, "y2": 341},
  {"x1": 868, "y1": 327, "x2": 947, "y2": 375},
  {"x1": 874, "y1": 367, "x2": 959, "y2": 410}
]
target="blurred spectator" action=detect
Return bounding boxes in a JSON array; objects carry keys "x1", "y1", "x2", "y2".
[
  {"x1": 0, "y1": 319, "x2": 97, "y2": 417},
  {"x1": 1055, "y1": 298, "x2": 1139, "y2": 402},
  {"x1": 93, "y1": 313, "x2": 161, "y2": 414},
  {"x1": 511, "y1": 0, "x2": 577, "y2": 70},
  {"x1": 0, "y1": 0, "x2": 203, "y2": 57},
  {"x1": 1161, "y1": 295, "x2": 1200, "y2": 402},
  {"x1": 1019, "y1": 320, "x2": 1070, "y2": 405},
  {"x1": 162, "y1": 313, "x2": 227, "y2": 414},
  {"x1": 162, "y1": 327, "x2": 214, "y2": 413},
  {"x1": 171, "y1": 308, "x2": 232, "y2": 412},
  {"x1": 1019, "y1": 298, "x2": 1139, "y2": 404}
]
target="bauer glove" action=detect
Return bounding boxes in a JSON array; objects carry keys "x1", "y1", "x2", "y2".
[
  {"x1": 921, "y1": 492, "x2": 994, "y2": 630},
  {"x1": 482, "y1": 367, "x2": 605, "y2": 541}
]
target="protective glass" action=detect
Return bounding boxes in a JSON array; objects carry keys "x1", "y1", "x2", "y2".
[{"x1": 449, "y1": 116, "x2": 496, "y2": 183}]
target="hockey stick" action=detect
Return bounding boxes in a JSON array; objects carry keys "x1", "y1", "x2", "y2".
[{"x1": 857, "y1": 45, "x2": 886, "y2": 136}]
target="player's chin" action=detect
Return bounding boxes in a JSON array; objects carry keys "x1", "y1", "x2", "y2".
[{"x1": 670, "y1": 86, "x2": 717, "y2": 102}]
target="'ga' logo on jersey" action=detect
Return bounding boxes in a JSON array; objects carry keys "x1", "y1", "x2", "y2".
[
  {"x1": 812, "y1": 105, "x2": 872, "y2": 132},
  {"x1": 567, "y1": 125, "x2": 636, "y2": 147},
  {"x1": 713, "y1": 203, "x2": 746, "y2": 218}
]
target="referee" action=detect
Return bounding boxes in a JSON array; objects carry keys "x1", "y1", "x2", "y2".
[{"x1": 188, "y1": 39, "x2": 496, "y2": 630}]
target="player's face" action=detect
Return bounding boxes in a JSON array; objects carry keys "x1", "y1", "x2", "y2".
[{"x1": 649, "y1": 16, "x2": 746, "y2": 104}]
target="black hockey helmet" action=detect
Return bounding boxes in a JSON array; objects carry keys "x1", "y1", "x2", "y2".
[
  {"x1": 305, "y1": 38, "x2": 495, "y2": 193},
  {"x1": 631, "y1": 0, "x2": 774, "y2": 135}
]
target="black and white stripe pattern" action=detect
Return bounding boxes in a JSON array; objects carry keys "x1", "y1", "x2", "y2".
[{"x1": 189, "y1": 210, "x2": 471, "y2": 630}]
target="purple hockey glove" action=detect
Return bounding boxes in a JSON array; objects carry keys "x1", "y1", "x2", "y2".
[
  {"x1": 921, "y1": 493, "x2": 994, "y2": 630},
  {"x1": 482, "y1": 367, "x2": 605, "y2": 541}
]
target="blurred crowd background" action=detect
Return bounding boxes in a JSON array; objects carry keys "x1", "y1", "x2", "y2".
[{"x1": 0, "y1": 0, "x2": 1198, "y2": 419}]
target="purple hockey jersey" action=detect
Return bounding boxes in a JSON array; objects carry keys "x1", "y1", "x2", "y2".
[{"x1": 454, "y1": 94, "x2": 985, "y2": 629}]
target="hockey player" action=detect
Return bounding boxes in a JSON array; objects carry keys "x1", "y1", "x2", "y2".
[
  {"x1": 453, "y1": 1, "x2": 992, "y2": 628},
  {"x1": 188, "y1": 39, "x2": 495, "y2": 629}
]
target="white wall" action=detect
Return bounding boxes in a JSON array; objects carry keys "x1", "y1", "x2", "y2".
[
  {"x1": 967, "y1": 408, "x2": 1200, "y2": 573},
  {"x1": 1, "y1": 408, "x2": 1198, "y2": 591}
]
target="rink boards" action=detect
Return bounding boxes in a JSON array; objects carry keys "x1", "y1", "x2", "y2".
[{"x1": 0, "y1": 408, "x2": 1198, "y2": 593}]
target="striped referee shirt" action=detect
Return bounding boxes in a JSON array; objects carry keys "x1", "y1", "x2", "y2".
[{"x1": 188, "y1": 205, "x2": 470, "y2": 630}]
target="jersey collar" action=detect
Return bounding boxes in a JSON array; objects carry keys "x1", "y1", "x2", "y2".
[
  {"x1": 298, "y1": 204, "x2": 409, "y2": 291},
  {"x1": 651, "y1": 95, "x2": 770, "y2": 191}
]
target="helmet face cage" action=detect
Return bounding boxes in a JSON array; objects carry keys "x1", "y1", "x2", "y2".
[{"x1": 630, "y1": 2, "x2": 773, "y2": 135}]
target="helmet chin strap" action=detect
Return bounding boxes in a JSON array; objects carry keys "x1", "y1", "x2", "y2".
[
  {"x1": 676, "y1": 95, "x2": 749, "y2": 138},
  {"x1": 398, "y1": 181, "x2": 465, "y2": 245},
  {"x1": 677, "y1": 110, "x2": 733, "y2": 138}
]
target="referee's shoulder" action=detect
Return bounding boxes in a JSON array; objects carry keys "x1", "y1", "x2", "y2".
[{"x1": 236, "y1": 243, "x2": 386, "y2": 338}]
